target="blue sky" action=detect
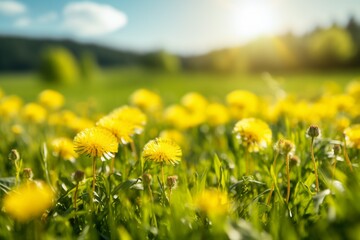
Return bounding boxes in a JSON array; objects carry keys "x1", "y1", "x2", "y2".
[{"x1": 0, "y1": 0, "x2": 360, "y2": 55}]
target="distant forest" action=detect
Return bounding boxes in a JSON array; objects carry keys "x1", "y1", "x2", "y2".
[
  {"x1": 1, "y1": 17, "x2": 360, "y2": 73},
  {"x1": 0, "y1": 36, "x2": 142, "y2": 72},
  {"x1": 184, "y1": 17, "x2": 360, "y2": 72}
]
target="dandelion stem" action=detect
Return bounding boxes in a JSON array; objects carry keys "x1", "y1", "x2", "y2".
[
  {"x1": 343, "y1": 135, "x2": 353, "y2": 172},
  {"x1": 74, "y1": 183, "x2": 79, "y2": 211},
  {"x1": 286, "y1": 153, "x2": 290, "y2": 203},
  {"x1": 245, "y1": 149, "x2": 250, "y2": 175},
  {"x1": 14, "y1": 160, "x2": 21, "y2": 186},
  {"x1": 130, "y1": 141, "x2": 138, "y2": 161},
  {"x1": 110, "y1": 157, "x2": 115, "y2": 174},
  {"x1": 161, "y1": 163, "x2": 165, "y2": 188},
  {"x1": 92, "y1": 157, "x2": 97, "y2": 195},
  {"x1": 148, "y1": 185, "x2": 154, "y2": 203},
  {"x1": 272, "y1": 151, "x2": 279, "y2": 170},
  {"x1": 311, "y1": 137, "x2": 320, "y2": 193},
  {"x1": 168, "y1": 188, "x2": 172, "y2": 205},
  {"x1": 266, "y1": 185, "x2": 274, "y2": 205},
  {"x1": 332, "y1": 158, "x2": 337, "y2": 180}
]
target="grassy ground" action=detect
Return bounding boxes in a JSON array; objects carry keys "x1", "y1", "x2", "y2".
[
  {"x1": 1, "y1": 67, "x2": 360, "y2": 239},
  {"x1": 1, "y1": 67, "x2": 359, "y2": 112}
]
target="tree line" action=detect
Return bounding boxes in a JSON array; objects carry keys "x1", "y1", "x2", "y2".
[
  {"x1": 1, "y1": 17, "x2": 360, "y2": 75},
  {"x1": 184, "y1": 17, "x2": 360, "y2": 72}
]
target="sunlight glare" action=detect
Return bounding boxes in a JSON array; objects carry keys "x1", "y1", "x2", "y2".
[{"x1": 232, "y1": 1, "x2": 281, "y2": 41}]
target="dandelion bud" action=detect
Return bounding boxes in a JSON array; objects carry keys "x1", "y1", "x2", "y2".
[
  {"x1": 142, "y1": 173, "x2": 152, "y2": 186},
  {"x1": 8, "y1": 149, "x2": 20, "y2": 162},
  {"x1": 21, "y1": 168, "x2": 33, "y2": 180},
  {"x1": 289, "y1": 155, "x2": 301, "y2": 167},
  {"x1": 333, "y1": 144, "x2": 341, "y2": 156},
  {"x1": 283, "y1": 141, "x2": 295, "y2": 153},
  {"x1": 167, "y1": 175, "x2": 178, "y2": 189},
  {"x1": 275, "y1": 139, "x2": 295, "y2": 155},
  {"x1": 41, "y1": 212, "x2": 49, "y2": 223},
  {"x1": 73, "y1": 170, "x2": 85, "y2": 183},
  {"x1": 306, "y1": 125, "x2": 321, "y2": 138}
]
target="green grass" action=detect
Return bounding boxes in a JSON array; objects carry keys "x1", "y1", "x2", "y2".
[
  {"x1": 1, "y1": 67, "x2": 360, "y2": 239},
  {"x1": 1, "y1": 67, "x2": 359, "y2": 112}
]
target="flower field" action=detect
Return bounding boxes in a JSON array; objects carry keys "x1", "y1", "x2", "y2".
[{"x1": 0, "y1": 74, "x2": 360, "y2": 240}]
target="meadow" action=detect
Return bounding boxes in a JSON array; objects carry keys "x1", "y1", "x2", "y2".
[
  {"x1": 1, "y1": 67, "x2": 359, "y2": 111},
  {"x1": 0, "y1": 67, "x2": 360, "y2": 240}
]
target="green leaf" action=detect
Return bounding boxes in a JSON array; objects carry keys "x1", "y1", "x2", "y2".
[
  {"x1": 270, "y1": 165, "x2": 277, "y2": 185},
  {"x1": 220, "y1": 166, "x2": 227, "y2": 190},
  {"x1": 196, "y1": 169, "x2": 208, "y2": 193},
  {"x1": 304, "y1": 173, "x2": 316, "y2": 192},
  {"x1": 39, "y1": 142, "x2": 54, "y2": 191},
  {"x1": 214, "y1": 153, "x2": 221, "y2": 181},
  {"x1": 111, "y1": 178, "x2": 140, "y2": 194},
  {"x1": 0, "y1": 177, "x2": 15, "y2": 188}
]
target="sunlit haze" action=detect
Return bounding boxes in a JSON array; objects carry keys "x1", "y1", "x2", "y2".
[
  {"x1": 0, "y1": 0, "x2": 360, "y2": 55},
  {"x1": 232, "y1": 1, "x2": 281, "y2": 41}
]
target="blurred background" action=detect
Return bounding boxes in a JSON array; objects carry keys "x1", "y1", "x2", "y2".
[{"x1": 1, "y1": 0, "x2": 360, "y2": 110}]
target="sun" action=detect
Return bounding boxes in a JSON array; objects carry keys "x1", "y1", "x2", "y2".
[{"x1": 232, "y1": 1, "x2": 280, "y2": 41}]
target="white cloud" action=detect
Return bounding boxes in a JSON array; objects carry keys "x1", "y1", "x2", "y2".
[
  {"x1": 14, "y1": 16, "x2": 31, "y2": 27},
  {"x1": 63, "y1": 2, "x2": 127, "y2": 36},
  {"x1": 0, "y1": 0, "x2": 26, "y2": 15},
  {"x1": 37, "y1": 11, "x2": 58, "y2": 23},
  {"x1": 12, "y1": 12, "x2": 57, "y2": 28}
]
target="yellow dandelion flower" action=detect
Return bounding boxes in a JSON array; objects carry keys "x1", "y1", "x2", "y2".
[
  {"x1": 142, "y1": 137, "x2": 182, "y2": 165},
  {"x1": 346, "y1": 80, "x2": 360, "y2": 99},
  {"x1": 322, "y1": 81, "x2": 342, "y2": 94},
  {"x1": 335, "y1": 117, "x2": 350, "y2": 133},
  {"x1": 328, "y1": 94, "x2": 355, "y2": 112},
  {"x1": 73, "y1": 127, "x2": 118, "y2": 161},
  {"x1": 264, "y1": 96, "x2": 295, "y2": 123},
  {"x1": 22, "y1": 103, "x2": 47, "y2": 123},
  {"x1": 344, "y1": 124, "x2": 360, "y2": 149},
  {"x1": 108, "y1": 106, "x2": 147, "y2": 134},
  {"x1": 51, "y1": 137, "x2": 78, "y2": 161},
  {"x1": 11, "y1": 124, "x2": 24, "y2": 135},
  {"x1": 181, "y1": 92, "x2": 208, "y2": 112},
  {"x1": 130, "y1": 89, "x2": 162, "y2": 112},
  {"x1": 206, "y1": 103, "x2": 230, "y2": 126},
  {"x1": 0, "y1": 95, "x2": 23, "y2": 119},
  {"x1": 193, "y1": 189, "x2": 229, "y2": 217},
  {"x1": 226, "y1": 90, "x2": 258, "y2": 119},
  {"x1": 96, "y1": 116, "x2": 135, "y2": 144},
  {"x1": 281, "y1": 100, "x2": 325, "y2": 125},
  {"x1": 349, "y1": 104, "x2": 360, "y2": 119},
  {"x1": 287, "y1": 101, "x2": 313, "y2": 124},
  {"x1": 187, "y1": 112, "x2": 206, "y2": 128},
  {"x1": 164, "y1": 104, "x2": 191, "y2": 129},
  {"x1": 159, "y1": 129, "x2": 185, "y2": 146},
  {"x1": 69, "y1": 117, "x2": 94, "y2": 133},
  {"x1": 38, "y1": 89, "x2": 65, "y2": 110},
  {"x1": 47, "y1": 112, "x2": 63, "y2": 126},
  {"x1": 3, "y1": 181, "x2": 54, "y2": 222},
  {"x1": 310, "y1": 102, "x2": 336, "y2": 122},
  {"x1": 48, "y1": 110, "x2": 75, "y2": 125},
  {"x1": 60, "y1": 110, "x2": 78, "y2": 123},
  {"x1": 233, "y1": 118, "x2": 272, "y2": 152}
]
